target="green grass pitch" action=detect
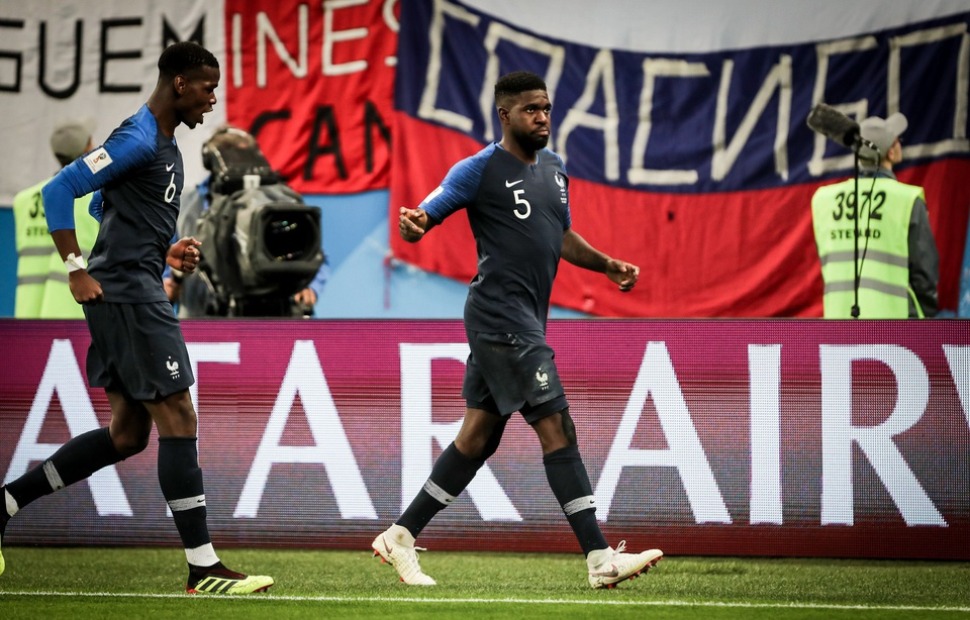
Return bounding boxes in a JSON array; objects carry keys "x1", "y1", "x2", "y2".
[{"x1": 1, "y1": 547, "x2": 968, "y2": 619}]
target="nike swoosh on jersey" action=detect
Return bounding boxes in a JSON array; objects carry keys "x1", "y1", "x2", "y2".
[
  {"x1": 505, "y1": 179, "x2": 523, "y2": 187},
  {"x1": 166, "y1": 162, "x2": 175, "y2": 171}
]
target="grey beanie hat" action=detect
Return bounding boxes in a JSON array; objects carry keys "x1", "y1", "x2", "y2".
[
  {"x1": 50, "y1": 117, "x2": 96, "y2": 161},
  {"x1": 858, "y1": 112, "x2": 907, "y2": 164}
]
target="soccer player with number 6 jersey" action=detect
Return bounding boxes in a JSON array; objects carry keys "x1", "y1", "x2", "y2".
[{"x1": 0, "y1": 41, "x2": 273, "y2": 595}]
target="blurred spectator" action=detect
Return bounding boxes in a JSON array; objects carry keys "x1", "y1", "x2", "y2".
[{"x1": 12, "y1": 119, "x2": 99, "y2": 318}]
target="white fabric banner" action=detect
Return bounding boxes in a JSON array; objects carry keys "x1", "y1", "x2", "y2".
[
  {"x1": 462, "y1": 0, "x2": 970, "y2": 52},
  {"x1": 0, "y1": 0, "x2": 226, "y2": 204}
]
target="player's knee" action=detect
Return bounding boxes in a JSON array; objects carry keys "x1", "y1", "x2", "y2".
[
  {"x1": 159, "y1": 391, "x2": 199, "y2": 435},
  {"x1": 479, "y1": 429, "x2": 503, "y2": 461},
  {"x1": 112, "y1": 428, "x2": 150, "y2": 457},
  {"x1": 454, "y1": 435, "x2": 488, "y2": 460}
]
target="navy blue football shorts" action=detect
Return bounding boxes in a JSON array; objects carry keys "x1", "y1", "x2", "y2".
[
  {"x1": 462, "y1": 329, "x2": 569, "y2": 424},
  {"x1": 84, "y1": 301, "x2": 195, "y2": 400}
]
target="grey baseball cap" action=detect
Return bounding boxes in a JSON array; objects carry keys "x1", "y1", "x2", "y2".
[
  {"x1": 49, "y1": 117, "x2": 96, "y2": 161},
  {"x1": 858, "y1": 112, "x2": 907, "y2": 163}
]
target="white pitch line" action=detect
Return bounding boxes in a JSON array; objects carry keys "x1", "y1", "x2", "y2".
[{"x1": 0, "y1": 591, "x2": 968, "y2": 613}]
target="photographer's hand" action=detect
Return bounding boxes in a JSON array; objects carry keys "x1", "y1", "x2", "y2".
[{"x1": 293, "y1": 287, "x2": 317, "y2": 308}]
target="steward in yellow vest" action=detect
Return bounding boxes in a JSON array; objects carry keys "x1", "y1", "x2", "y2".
[
  {"x1": 811, "y1": 113, "x2": 938, "y2": 318},
  {"x1": 12, "y1": 179, "x2": 51, "y2": 317},
  {"x1": 38, "y1": 191, "x2": 98, "y2": 318},
  {"x1": 12, "y1": 118, "x2": 99, "y2": 318}
]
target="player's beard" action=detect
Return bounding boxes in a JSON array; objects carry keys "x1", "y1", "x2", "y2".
[{"x1": 514, "y1": 128, "x2": 549, "y2": 153}]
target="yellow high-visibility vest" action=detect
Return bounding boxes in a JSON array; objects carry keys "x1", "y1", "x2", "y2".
[
  {"x1": 13, "y1": 179, "x2": 52, "y2": 318},
  {"x1": 13, "y1": 177, "x2": 97, "y2": 319},
  {"x1": 39, "y1": 195, "x2": 98, "y2": 318},
  {"x1": 811, "y1": 176, "x2": 924, "y2": 318}
]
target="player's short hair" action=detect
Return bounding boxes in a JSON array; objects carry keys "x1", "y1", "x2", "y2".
[
  {"x1": 494, "y1": 71, "x2": 547, "y2": 107},
  {"x1": 158, "y1": 41, "x2": 219, "y2": 78}
]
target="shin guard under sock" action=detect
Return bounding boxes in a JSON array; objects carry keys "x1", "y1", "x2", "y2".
[
  {"x1": 543, "y1": 444, "x2": 608, "y2": 555},
  {"x1": 397, "y1": 442, "x2": 484, "y2": 537},
  {"x1": 157, "y1": 437, "x2": 213, "y2": 554},
  {"x1": 5, "y1": 428, "x2": 123, "y2": 512}
]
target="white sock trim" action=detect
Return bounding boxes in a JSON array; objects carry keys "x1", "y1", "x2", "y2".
[
  {"x1": 185, "y1": 543, "x2": 220, "y2": 568},
  {"x1": 168, "y1": 495, "x2": 206, "y2": 512},
  {"x1": 43, "y1": 460, "x2": 65, "y2": 491},
  {"x1": 562, "y1": 495, "x2": 596, "y2": 516},
  {"x1": 4, "y1": 488, "x2": 19, "y2": 517},
  {"x1": 422, "y1": 479, "x2": 457, "y2": 506}
]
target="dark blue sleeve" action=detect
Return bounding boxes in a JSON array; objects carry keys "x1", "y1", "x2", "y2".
[
  {"x1": 88, "y1": 190, "x2": 104, "y2": 223},
  {"x1": 309, "y1": 258, "x2": 331, "y2": 297},
  {"x1": 43, "y1": 118, "x2": 156, "y2": 232},
  {"x1": 421, "y1": 148, "x2": 490, "y2": 223}
]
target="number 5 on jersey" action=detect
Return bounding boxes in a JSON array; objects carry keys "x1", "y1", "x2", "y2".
[{"x1": 512, "y1": 188, "x2": 531, "y2": 219}]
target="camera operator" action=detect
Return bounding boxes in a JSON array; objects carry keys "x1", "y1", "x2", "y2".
[
  {"x1": 164, "y1": 126, "x2": 329, "y2": 317},
  {"x1": 810, "y1": 112, "x2": 938, "y2": 318}
]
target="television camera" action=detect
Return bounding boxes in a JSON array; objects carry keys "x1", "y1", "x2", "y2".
[{"x1": 193, "y1": 129, "x2": 325, "y2": 317}]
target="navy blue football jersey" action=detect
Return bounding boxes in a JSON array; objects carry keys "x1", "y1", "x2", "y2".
[
  {"x1": 43, "y1": 105, "x2": 184, "y2": 303},
  {"x1": 422, "y1": 143, "x2": 571, "y2": 332}
]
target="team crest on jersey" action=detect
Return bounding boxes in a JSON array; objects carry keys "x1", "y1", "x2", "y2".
[
  {"x1": 555, "y1": 173, "x2": 567, "y2": 204},
  {"x1": 535, "y1": 368, "x2": 550, "y2": 390},
  {"x1": 83, "y1": 147, "x2": 113, "y2": 175},
  {"x1": 166, "y1": 357, "x2": 181, "y2": 380}
]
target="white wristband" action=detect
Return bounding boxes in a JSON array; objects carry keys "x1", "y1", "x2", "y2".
[{"x1": 64, "y1": 252, "x2": 87, "y2": 273}]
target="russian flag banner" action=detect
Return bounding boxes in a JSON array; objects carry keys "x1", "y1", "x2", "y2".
[{"x1": 389, "y1": 0, "x2": 970, "y2": 317}]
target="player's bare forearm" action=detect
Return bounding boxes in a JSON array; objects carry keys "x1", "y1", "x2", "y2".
[
  {"x1": 562, "y1": 229, "x2": 639, "y2": 292},
  {"x1": 51, "y1": 228, "x2": 104, "y2": 303},
  {"x1": 51, "y1": 229, "x2": 83, "y2": 262},
  {"x1": 562, "y1": 229, "x2": 609, "y2": 271}
]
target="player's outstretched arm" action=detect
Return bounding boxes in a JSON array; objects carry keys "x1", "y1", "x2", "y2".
[{"x1": 562, "y1": 229, "x2": 639, "y2": 292}]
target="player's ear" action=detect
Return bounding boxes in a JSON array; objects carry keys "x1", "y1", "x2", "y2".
[
  {"x1": 497, "y1": 107, "x2": 510, "y2": 123},
  {"x1": 174, "y1": 75, "x2": 187, "y2": 95}
]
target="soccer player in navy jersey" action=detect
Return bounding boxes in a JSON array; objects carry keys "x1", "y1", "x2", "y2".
[
  {"x1": 0, "y1": 42, "x2": 273, "y2": 595},
  {"x1": 372, "y1": 71, "x2": 662, "y2": 589}
]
